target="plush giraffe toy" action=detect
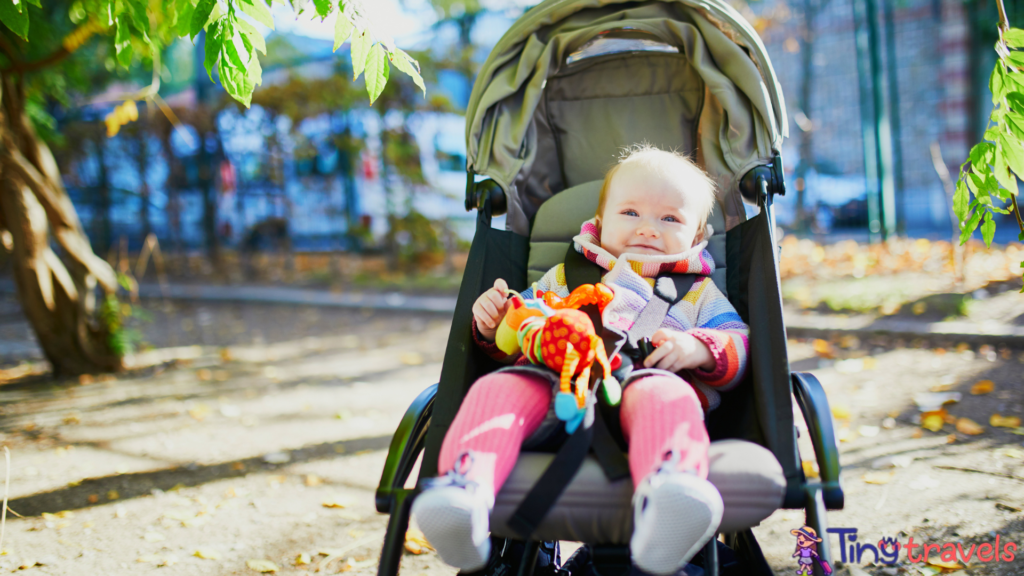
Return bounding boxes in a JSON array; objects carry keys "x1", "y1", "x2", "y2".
[{"x1": 495, "y1": 283, "x2": 619, "y2": 432}]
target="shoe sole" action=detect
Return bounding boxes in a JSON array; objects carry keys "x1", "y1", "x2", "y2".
[
  {"x1": 411, "y1": 488, "x2": 492, "y2": 572},
  {"x1": 630, "y1": 474, "x2": 724, "y2": 575}
]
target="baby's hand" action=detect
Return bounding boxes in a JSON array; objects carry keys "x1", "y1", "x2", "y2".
[
  {"x1": 643, "y1": 328, "x2": 716, "y2": 373},
  {"x1": 473, "y1": 278, "x2": 510, "y2": 342}
]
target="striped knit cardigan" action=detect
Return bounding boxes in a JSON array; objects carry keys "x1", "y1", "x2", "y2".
[{"x1": 477, "y1": 218, "x2": 749, "y2": 411}]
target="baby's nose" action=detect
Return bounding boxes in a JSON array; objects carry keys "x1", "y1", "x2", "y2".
[{"x1": 636, "y1": 225, "x2": 660, "y2": 237}]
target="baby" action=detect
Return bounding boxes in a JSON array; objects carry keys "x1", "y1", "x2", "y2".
[{"x1": 412, "y1": 145, "x2": 749, "y2": 575}]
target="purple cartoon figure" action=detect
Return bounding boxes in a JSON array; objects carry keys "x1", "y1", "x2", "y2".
[{"x1": 790, "y1": 525, "x2": 832, "y2": 575}]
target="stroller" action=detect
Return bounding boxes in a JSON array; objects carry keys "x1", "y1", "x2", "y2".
[{"x1": 375, "y1": 1, "x2": 844, "y2": 575}]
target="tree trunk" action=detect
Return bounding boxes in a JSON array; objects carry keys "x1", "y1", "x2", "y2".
[{"x1": 0, "y1": 73, "x2": 122, "y2": 376}]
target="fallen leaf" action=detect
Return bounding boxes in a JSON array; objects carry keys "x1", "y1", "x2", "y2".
[
  {"x1": 63, "y1": 412, "x2": 81, "y2": 425},
  {"x1": 862, "y1": 471, "x2": 894, "y2": 484},
  {"x1": 971, "y1": 380, "x2": 995, "y2": 395},
  {"x1": 922, "y1": 414, "x2": 945, "y2": 432},
  {"x1": 831, "y1": 404, "x2": 851, "y2": 420},
  {"x1": 107, "y1": 490, "x2": 119, "y2": 500},
  {"x1": 295, "y1": 552, "x2": 312, "y2": 565},
  {"x1": 404, "y1": 527, "x2": 435, "y2": 555},
  {"x1": 912, "y1": 428, "x2": 924, "y2": 439},
  {"x1": 220, "y1": 348, "x2": 233, "y2": 362},
  {"x1": 197, "y1": 369, "x2": 212, "y2": 381},
  {"x1": 955, "y1": 417, "x2": 984, "y2": 435},
  {"x1": 137, "y1": 555, "x2": 161, "y2": 564},
  {"x1": 946, "y1": 433, "x2": 957, "y2": 444},
  {"x1": 159, "y1": 554, "x2": 178, "y2": 567},
  {"x1": 305, "y1": 474, "x2": 323, "y2": 487},
  {"x1": 812, "y1": 339, "x2": 834, "y2": 358},
  {"x1": 232, "y1": 462, "x2": 245, "y2": 471},
  {"x1": 926, "y1": 558, "x2": 963, "y2": 570},
  {"x1": 991, "y1": 414, "x2": 1022, "y2": 428},
  {"x1": 247, "y1": 559, "x2": 279, "y2": 573},
  {"x1": 194, "y1": 548, "x2": 221, "y2": 560},
  {"x1": 323, "y1": 496, "x2": 350, "y2": 509},
  {"x1": 914, "y1": 392, "x2": 962, "y2": 412},
  {"x1": 801, "y1": 460, "x2": 819, "y2": 479},
  {"x1": 87, "y1": 494, "x2": 99, "y2": 504}
]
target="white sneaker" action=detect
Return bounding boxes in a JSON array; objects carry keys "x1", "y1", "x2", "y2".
[
  {"x1": 630, "y1": 463, "x2": 723, "y2": 575},
  {"x1": 411, "y1": 462, "x2": 493, "y2": 571}
]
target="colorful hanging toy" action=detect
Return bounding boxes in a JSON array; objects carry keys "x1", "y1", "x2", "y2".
[{"x1": 495, "y1": 283, "x2": 619, "y2": 433}]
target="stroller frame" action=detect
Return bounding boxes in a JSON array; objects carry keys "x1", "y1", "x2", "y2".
[
  {"x1": 375, "y1": 1, "x2": 844, "y2": 574},
  {"x1": 374, "y1": 181, "x2": 843, "y2": 576}
]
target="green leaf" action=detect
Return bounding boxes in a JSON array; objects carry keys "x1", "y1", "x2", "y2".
[
  {"x1": 127, "y1": 0, "x2": 150, "y2": 39},
  {"x1": 994, "y1": 145, "x2": 1020, "y2": 196},
  {"x1": 203, "y1": 20, "x2": 223, "y2": 80},
  {"x1": 0, "y1": 0, "x2": 30, "y2": 40},
  {"x1": 333, "y1": 11, "x2": 353, "y2": 52},
  {"x1": 959, "y1": 209, "x2": 982, "y2": 245},
  {"x1": 953, "y1": 178, "x2": 969, "y2": 222},
  {"x1": 236, "y1": 18, "x2": 266, "y2": 54},
  {"x1": 1009, "y1": 72, "x2": 1024, "y2": 90},
  {"x1": 999, "y1": 132, "x2": 1024, "y2": 180},
  {"x1": 23, "y1": 0, "x2": 40, "y2": 7},
  {"x1": 224, "y1": 27, "x2": 250, "y2": 69},
  {"x1": 364, "y1": 42, "x2": 389, "y2": 104},
  {"x1": 115, "y1": 14, "x2": 133, "y2": 67},
  {"x1": 970, "y1": 142, "x2": 996, "y2": 168},
  {"x1": 350, "y1": 29, "x2": 371, "y2": 80},
  {"x1": 1009, "y1": 51, "x2": 1024, "y2": 69},
  {"x1": 1006, "y1": 112, "x2": 1024, "y2": 141},
  {"x1": 392, "y1": 48, "x2": 425, "y2": 95},
  {"x1": 247, "y1": 50, "x2": 263, "y2": 87},
  {"x1": 312, "y1": 0, "x2": 331, "y2": 19},
  {"x1": 176, "y1": 0, "x2": 195, "y2": 37},
  {"x1": 991, "y1": 64, "x2": 1007, "y2": 103},
  {"x1": 1005, "y1": 28, "x2": 1024, "y2": 48},
  {"x1": 191, "y1": 0, "x2": 217, "y2": 40},
  {"x1": 239, "y1": 0, "x2": 274, "y2": 29},
  {"x1": 981, "y1": 211, "x2": 996, "y2": 247},
  {"x1": 1008, "y1": 92, "x2": 1024, "y2": 115}
]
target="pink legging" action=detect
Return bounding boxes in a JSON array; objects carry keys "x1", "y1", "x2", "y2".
[{"x1": 437, "y1": 371, "x2": 710, "y2": 498}]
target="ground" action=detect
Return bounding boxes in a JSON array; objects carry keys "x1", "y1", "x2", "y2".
[{"x1": 0, "y1": 296, "x2": 1022, "y2": 575}]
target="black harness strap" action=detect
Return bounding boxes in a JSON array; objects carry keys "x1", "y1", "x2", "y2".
[{"x1": 508, "y1": 244, "x2": 702, "y2": 540}]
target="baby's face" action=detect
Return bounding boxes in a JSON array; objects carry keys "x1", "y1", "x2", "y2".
[{"x1": 598, "y1": 164, "x2": 705, "y2": 259}]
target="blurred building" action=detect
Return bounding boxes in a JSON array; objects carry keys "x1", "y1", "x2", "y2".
[{"x1": 753, "y1": 0, "x2": 1021, "y2": 241}]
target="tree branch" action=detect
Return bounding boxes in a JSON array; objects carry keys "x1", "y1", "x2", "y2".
[{"x1": 1, "y1": 47, "x2": 72, "y2": 74}]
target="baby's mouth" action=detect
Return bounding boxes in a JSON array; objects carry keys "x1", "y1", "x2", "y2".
[{"x1": 626, "y1": 243, "x2": 663, "y2": 253}]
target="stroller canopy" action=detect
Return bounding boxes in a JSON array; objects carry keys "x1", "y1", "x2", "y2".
[{"x1": 466, "y1": 0, "x2": 788, "y2": 235}]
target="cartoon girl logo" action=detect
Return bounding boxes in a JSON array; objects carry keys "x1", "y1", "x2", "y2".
[{"x1": 791, "y1": 525, "x2": 833, "y2": 575}]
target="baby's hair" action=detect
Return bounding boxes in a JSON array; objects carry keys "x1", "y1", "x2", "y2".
[{"x1": 596, "y1": 143, "x2": 717, "y2": 237}]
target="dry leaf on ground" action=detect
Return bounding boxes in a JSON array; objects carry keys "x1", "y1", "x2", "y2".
[
  {"x1": 990, "y1": 414, "x2": 1022, "y2": 428},
  {"x1": 862, "y1": 471, "x2": 894, "y2": 484},
  {"x1": 322, "y1": 496, "x2": 350, "y2": 508},
  {"x1": 970, "y1": 380, "x2": 995, "y2": 395},
  {"x1": 194, "y1": 548, "x2": 220, "y2": 560},
  {"x1": 405, "y1": 528, "x2": 434, "y2": 554},
  {"x1": 295, "y1": 553, "x2": 312, "y2": 565},
  {"x1": 955, "y1": 418, "x2": 985, "y2": 435}
]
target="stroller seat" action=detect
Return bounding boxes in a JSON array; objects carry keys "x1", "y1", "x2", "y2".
[
  {"x1": 500, "y1": 179, "x2": 785, "y2": 544},
  {"x1": 492, "y1": 440, "x2": 785, "y2": 544}
]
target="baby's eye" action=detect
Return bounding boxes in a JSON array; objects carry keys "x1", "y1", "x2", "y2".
[
  {"x1": 621, "y1": 209, "x2": 638, "y2": 217},
  {"x1": 662, "y1": 216, "x2": 679, "y2": 223}
]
